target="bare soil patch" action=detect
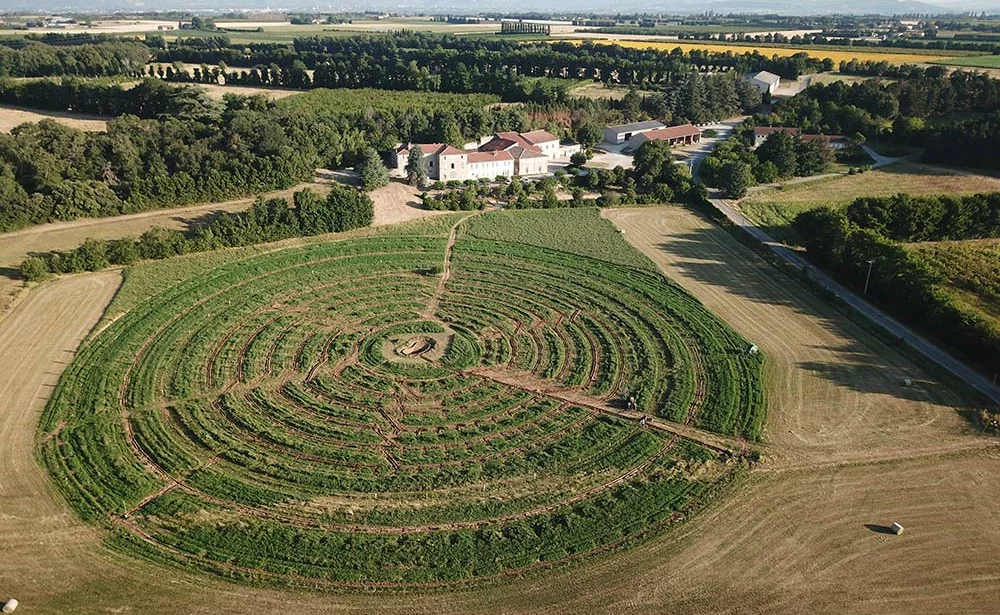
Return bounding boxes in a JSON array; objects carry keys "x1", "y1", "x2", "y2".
[
  {"x1": 196, "y1": 82, "x2": 305, "y2": 100},
  {"x1": 0, "y1": 105, "x2": 108, "y2": 133},
  {"x1": 371, "y1": 181, "x2": 452, "y2": 227}
]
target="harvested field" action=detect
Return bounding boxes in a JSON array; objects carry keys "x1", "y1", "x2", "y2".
[
  {"x1": 196, "y1": 83, "x2": 305, "y2": 100},
  {"x1": 371, "y1": 182, "x2": 453, "y2": 227},
  {"x1": 740, "y1": 162, "x2": 1000, "y2": 244},
  {"x1": 2, "y1": 205, "x2": 996, "y2": 614},
  {"x1": 0, "y1": 105, "x2": 107, "y2": 133}
]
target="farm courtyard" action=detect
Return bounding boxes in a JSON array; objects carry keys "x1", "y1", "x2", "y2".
[{"x1": 1, "y1": 202, "x2": 996, "y2": 613}]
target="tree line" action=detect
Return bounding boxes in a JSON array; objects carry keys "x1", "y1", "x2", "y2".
[
  {"x1": 793, "y1": 204, "x2": 1000, "y2": 375},
  {"x1": 845, "y1": 192, "x2": 1000, "y2": 242},
  {"x1": 770, "y1": 68, "x2": 1000, "y2": 170},
  {"x1": 20, "y1": 186, "x2": 373, "y2": 280},
  {"x1": 0, "y1": 77, "x2": 218, "y2": 118},
  {"x1": 0, "y1": 40, "x2": 149, "y2": 77},
  {"x1": 149, "y1": 32, "x2": 829, "y2": 92}
]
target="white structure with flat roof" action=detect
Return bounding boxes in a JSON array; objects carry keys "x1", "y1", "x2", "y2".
[{"x1": 602, "y1": 120, "x2": 666, "y2": 145}]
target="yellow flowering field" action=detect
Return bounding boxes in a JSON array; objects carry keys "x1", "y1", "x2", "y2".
[{"x1": 562, "y1": 39, "x2": 960, "y2": 65}]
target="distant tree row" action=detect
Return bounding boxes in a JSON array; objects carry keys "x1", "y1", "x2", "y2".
[
  {"x1": 0, "y1": 40, "x2": 149, "y2": 77},
  {"x1": 150, "y1": 32, "x2": 829, "y2": 92},
  {"x1": 21, "y1": 187, "x2": 373, "y2": 280}
]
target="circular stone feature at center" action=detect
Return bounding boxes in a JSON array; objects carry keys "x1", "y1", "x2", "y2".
[
  {"x1": 382, "y1": 330, "x2": 453, "y2": 364},
  {"x1": 396, "y1": 336, "x2": 435, "y2": 357}
]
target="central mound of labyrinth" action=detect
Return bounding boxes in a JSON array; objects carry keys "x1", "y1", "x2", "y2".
[{"x1": 40, "y1": 226, "x2": 764, "y2": 587}]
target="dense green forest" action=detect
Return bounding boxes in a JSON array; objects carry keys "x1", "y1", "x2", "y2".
[
  {"x1": 0, "y1": 40, "x2": 149, "y2": 77},
  {"x1": 845, "y1": 193, "x2": 1000, "y2": 242},
  {"x1": 768, "y1": 67, "x2": 1000, "y2": 171}
]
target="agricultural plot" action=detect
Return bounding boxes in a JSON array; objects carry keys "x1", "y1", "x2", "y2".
[
  {"x1": 907, "y1": 239, "x2": 1000, "y2": 327},
  {"x1": 740, "y1": 162, "x2": 1000, "y2": 244},
  {"x1": 39, "y1": 210, "x2": 764, "y2": 587},
  {"x1": 559, "y1": 39, "x2": 963, "y2": 65},
  {"x1": 932, "y1": 55, "x2": 1000, "y2": 69}
]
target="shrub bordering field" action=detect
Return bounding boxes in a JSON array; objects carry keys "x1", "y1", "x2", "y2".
[
  {"x1": 794, "y1": 201, "x2": 1000, "y2": 375},
  {"x1": 20, "y1": 186, "x2": 373, "y2": 281}
]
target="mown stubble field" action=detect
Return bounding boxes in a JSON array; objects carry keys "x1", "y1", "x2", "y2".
[{"x1": 1, "y1": 205, "x2": 997, "y2": 614}]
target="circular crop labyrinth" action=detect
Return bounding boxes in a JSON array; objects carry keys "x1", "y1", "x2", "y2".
[{"x1": 40, "y1": 224, "x2": 764, "y2": 587}]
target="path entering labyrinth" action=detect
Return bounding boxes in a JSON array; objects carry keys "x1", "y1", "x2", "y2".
[{"x1": 41, "y1": 229, "x2": 763, "y2": 586}]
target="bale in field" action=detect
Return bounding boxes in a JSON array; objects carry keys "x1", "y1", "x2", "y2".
[{"x1": 2, "y1": 598, "x2": 18, "y2": 613}]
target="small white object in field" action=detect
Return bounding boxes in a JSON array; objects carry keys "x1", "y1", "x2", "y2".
[
  {"x1": 903, "y1": 378, "x2": 912, "y2": 387},
  {"x1": 891, "y1": 522, "x2": 904, "y2": 535},
  {"x1": 2, "y1": 598, "x2": 19, "y2": 613}
]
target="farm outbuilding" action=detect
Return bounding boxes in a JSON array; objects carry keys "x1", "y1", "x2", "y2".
[
  {"x1": 602, "y1": 120, "x2": 666, "y2": 145},
  {"x1": 748, "y1": 70, "x2": 781, "y2": 95},
  {"x1": 627, "y1": 124, "x2": 702, "y2": 148}
]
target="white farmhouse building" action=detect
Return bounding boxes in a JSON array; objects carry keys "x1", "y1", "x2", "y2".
[
  {"x1": 391, "y1": 130, "x2": 573, "y2": 181},
  {"x1": 748, "y1": 71, "x2": 781, "y2": 96},
  {"x1": 753, "y1": 126, "x2": 849, "y2": 149}
]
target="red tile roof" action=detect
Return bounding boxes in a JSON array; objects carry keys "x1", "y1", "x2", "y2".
[
  {"x1": 637, "y1": 124, "x2": 702, "y2": 141},
  {"x1": 491, "y1": 132, "x2": 544, "y2": 154},
  {"x1": 479, "y1": 137, "x2": 518, "y2": 152},
  {"x1": 466, "y1": 150, "x2": 514, "y2": 164},
  {"x1": 519, "y1": 130, "x2": 559, "y2": 145},
  {"x1": 396, "y1": 142, "x2": 445, "y2": 155}
]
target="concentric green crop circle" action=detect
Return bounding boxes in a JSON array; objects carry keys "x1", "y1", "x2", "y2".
[{"x1": 40, "y1": 229, "x2": 763, "y2": 587}]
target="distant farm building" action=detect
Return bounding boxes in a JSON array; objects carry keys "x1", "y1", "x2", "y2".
[
  {"x1": 391, "y1": 130, "x2": 576, "y2": 181},
  {"x1": 748, "y1": 70, "x2": 781, "y2": 95},
  {"x1": 627, "y1": 124, "x2": 702, "y2": 148},
  {"x1": 753, "y1": 126, "x2": 849, "y2": 149},
  {"x1": 603, "y1": 120, "x2": 666, "y2": 145}
]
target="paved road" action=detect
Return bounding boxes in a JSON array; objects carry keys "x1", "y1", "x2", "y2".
[{"x1": 686, "y1": 125, "x2": 1000, "y2": 406}]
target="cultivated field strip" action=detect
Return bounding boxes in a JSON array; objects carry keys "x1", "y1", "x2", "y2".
[{"x1": 38, "y1": 229, "x2": 765, "y2": 586}]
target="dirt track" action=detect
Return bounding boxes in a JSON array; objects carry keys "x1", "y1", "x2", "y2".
[{"x1": 1, "y1": 206, "x2": 998, "y2": 614}]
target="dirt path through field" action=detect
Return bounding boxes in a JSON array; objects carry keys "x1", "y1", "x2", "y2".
[
  {"x1": 593, "y1": 205, "x2": 1000, "y2": 614},
  {"x1": 2, "y1": 205, "x2": 998, "y2": 614}
]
